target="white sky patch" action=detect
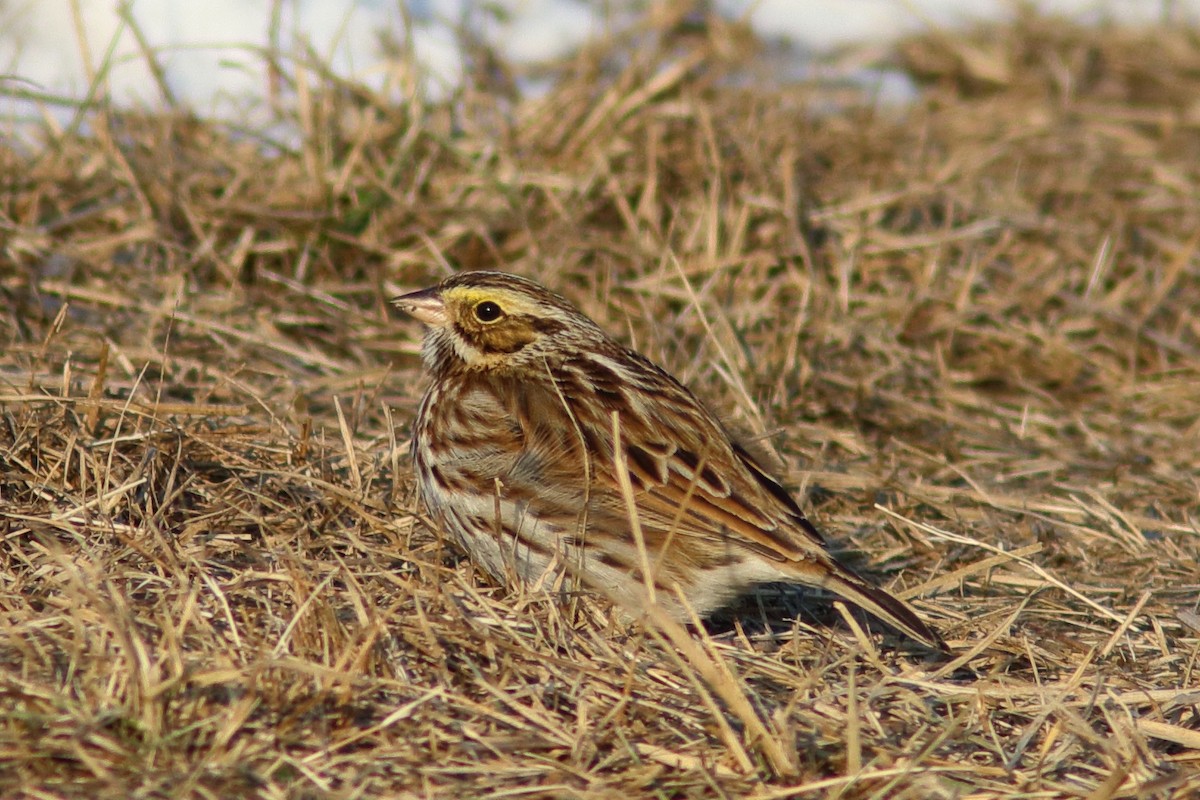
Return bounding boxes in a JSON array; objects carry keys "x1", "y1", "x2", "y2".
[
  {"x1": 739, "y1": 0, "x2": 1199, "y2": 47},
  {"x1": 491, "y1": 0, "x2": 603, "y2": 63},
  {"x1": 2, "y1": 0, "x2": 1197, "y2": 117}
]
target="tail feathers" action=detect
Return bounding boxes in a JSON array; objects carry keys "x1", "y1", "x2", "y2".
[{"x1": 819, "y1": 568, "x2": 947, "y2": 653}]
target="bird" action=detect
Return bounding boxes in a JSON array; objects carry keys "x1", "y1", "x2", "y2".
[{"x1": 394, "y1": 270, "x2": 944, "y2": 650}]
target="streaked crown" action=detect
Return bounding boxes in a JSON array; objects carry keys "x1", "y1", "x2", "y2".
[{"x1": 394, "y1": 271, "x2": 605, "y2": 373}]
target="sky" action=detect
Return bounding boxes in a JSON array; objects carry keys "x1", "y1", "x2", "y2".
[{"x1": 1, "y1": 0, "x2": 1195, "y2": 117}]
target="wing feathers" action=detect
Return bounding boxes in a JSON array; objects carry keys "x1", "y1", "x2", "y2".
[{"x1": 548, "y1": 371, "x2": 942, "y2": 649}]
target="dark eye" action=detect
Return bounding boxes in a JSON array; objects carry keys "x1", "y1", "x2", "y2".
[{"x1": 474, "y1": 301, "x2": 503, "y2": 322}]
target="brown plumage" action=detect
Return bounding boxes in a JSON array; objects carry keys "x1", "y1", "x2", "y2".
[{"x1": 394, "y1": 271, "x2": 944, "y2": 650}]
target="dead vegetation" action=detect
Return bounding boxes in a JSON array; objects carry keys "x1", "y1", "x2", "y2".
[{"x1": 2, "y1": 6, "x2": 1199, "y2": 798}]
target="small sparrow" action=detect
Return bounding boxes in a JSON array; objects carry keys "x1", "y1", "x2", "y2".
[{"x1": 395, "y1": 271, "x2": 943, "y2": 649}]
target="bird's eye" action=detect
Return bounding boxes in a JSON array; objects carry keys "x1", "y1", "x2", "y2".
[{"x1": 474, "y1": 300, "x2": 503, "y2": 323}]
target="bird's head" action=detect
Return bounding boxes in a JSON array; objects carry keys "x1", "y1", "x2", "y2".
[{"x1": 394, "y1": 271, "x2": 603, "y2": 374}]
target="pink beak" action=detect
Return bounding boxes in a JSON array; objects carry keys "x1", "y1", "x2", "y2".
[{"x1": 393, "y1": 287, "x2": 448, "y2": 326}]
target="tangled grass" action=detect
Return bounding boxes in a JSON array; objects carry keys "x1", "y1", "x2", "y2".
[{"x1": 1, "y1": 7, "x2": 1199, "y2": 798}]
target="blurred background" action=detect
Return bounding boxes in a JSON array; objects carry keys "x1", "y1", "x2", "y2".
[{"x1": 3, "y1": 0, "x2": 1196, "y2": 119}]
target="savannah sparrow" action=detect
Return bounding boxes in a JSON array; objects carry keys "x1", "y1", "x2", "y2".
[{"x1": 395, "y1": 271, "x2": 943, "y2": 649}]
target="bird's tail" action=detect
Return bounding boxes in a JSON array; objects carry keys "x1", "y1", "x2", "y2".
[{"x1": 800, "y1": 560, "x2": 947, "y2": 652}]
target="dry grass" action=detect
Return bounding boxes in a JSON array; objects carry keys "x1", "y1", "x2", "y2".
[{"x1": 2, "y1": 6, "x2": 1200, "y2": 798}]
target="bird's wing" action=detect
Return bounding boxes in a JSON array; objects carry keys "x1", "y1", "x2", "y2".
[
  {"x1": 524, "y1": 370, "x2": 945, "y2": 650},
  {"x1": 607, "y1": 431, "x2": 822, "y2": 558},
  {"x1": 607, "y1": 428, "x2": 945, "y2": 648}
]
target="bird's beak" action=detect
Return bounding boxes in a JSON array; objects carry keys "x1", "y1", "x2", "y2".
[{"x1": 392, "y1": 287, "x2": 447, "y2": 326}]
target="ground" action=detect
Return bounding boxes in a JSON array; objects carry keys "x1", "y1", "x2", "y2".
[{"x1": 1, "y1": 8, "x2": 1198, "y2": 799}]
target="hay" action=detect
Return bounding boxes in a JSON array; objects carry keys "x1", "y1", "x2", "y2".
[{"x1": 2, "y1": 7, "x2": 1199, "y2": 798}]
